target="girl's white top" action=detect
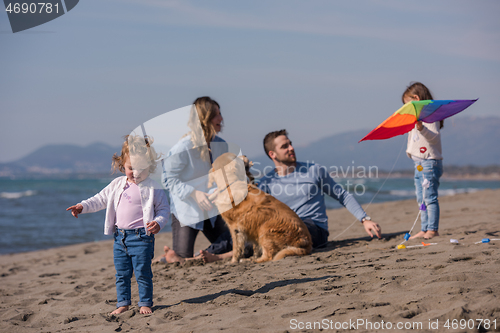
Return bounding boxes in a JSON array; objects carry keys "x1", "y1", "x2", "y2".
[
  {"x1": 406, "y1": 121, "x2": 443, "y2": 160},
  {"x1": 79, "y1": 176, "x2": 170, "y2": 235}
]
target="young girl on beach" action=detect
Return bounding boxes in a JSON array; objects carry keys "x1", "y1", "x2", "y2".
[
  {"x1": 66, "y1": 135, "x2": 169, "y2": 315},
  {"x1": 402, "y1": 82, "x2": 443, "y2": 240}
]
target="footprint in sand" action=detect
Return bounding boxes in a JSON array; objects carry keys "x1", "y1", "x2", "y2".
[
  {"x1": 94, "y1": 283, "x2": 114, "y2": 292},
  {"x1": 64, "y1": 281, "x2": 95, "y2": 297},
  {"x1": 163, "y1": 311, "x2": 183, "y2": 321},
  {"x1": 38, "y1": 273, "x2": 60, "y2": 278}
]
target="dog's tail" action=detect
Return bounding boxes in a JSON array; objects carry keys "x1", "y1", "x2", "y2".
[{"x1": 273, "y1": 245, "x2": 312, "y2": 261}]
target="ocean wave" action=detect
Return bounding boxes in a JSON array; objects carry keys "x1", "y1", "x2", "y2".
[
  {"x1": 389, "y1": 188, "x2": 480, "y2": 197},
  {"x1": 440, "y1": 188, "x2": 480, "y2": 196},
  {"x1": 389, "y1": 190, "x2": 415, "y2": 197},
  {"x1": 0, "y1": 190, "x2": 37, "y2": 199}
]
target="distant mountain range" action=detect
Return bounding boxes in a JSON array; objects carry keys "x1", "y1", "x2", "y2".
[
  {"x1": 1, "y1": 116, "x2": 499, "y2": 178},
  {"x1": 0, "y1": 143, "x2": 119, "y2": 177}
]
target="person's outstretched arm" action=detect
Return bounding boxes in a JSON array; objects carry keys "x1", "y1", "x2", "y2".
[
  {"x1": 320, "y1": 166, "x2": 382, "y2": 238},
  {"x1": 66, "y1": 203, "x2": 83, "y2": 218}
]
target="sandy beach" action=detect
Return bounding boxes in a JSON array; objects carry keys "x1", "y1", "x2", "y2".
[{"x1": 1, "y1": 189, "x2": 499, "y2": 332}]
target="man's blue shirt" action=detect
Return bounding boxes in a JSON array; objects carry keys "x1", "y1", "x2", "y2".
[{"x1": 257, "y1": 162, "x2": 367, "y2": 231}]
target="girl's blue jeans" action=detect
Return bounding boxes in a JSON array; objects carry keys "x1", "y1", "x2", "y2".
[
  {"x1": 113, "y1": 228, "x2": 155, "y2": 308},
  {"x1": 414, "y1": 159, "x2": 443, "y2": 232}
]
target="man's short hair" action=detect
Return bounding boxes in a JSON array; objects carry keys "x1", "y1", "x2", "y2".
[{"x1": 263, "y1": 129, "x2": 288, "y2": 159}]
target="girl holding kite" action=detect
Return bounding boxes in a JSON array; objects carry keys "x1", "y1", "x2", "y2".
[
  {"x1": 402, "y1": 82, "x2": 443, "y2": 240},
  {"x1": 360, "y1": 83, "x2": 475, "y2": 240}
]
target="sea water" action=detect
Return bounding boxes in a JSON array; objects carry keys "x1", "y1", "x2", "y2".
[{"x1": 1, "y1": 177, "x2": 499, "y2": 254}]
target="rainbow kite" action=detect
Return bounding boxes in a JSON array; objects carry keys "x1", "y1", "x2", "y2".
[{"x1": 359, "y1": 99, "x2": 478, "y2": 142}]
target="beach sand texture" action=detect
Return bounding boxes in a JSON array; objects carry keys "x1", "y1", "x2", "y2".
[{"x1": 1, "y1": 189, "x2": 499, "y2": 332}]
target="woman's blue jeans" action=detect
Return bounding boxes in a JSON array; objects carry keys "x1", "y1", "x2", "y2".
[
  {"x1": 414, "y1": 159, "x2": 443, "y2": 232},
  {"x1": 113, "y1": 228, "x2": 155, "y2": 308}
]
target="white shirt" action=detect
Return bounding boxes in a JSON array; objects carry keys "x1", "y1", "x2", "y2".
[
  {"x1": 79, "y1": 176, "x2": 170, "y2": 235},
  {"x1": 406, "y1": 121, "x2": 443, "y2": 160}
]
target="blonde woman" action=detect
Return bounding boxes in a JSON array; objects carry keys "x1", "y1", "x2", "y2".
[{"x1": 161, "y1": 96, "x2": 231, "y2": 262}]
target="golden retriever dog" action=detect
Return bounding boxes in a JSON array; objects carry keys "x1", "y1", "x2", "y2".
[{"x1": 208, "y1": 152, "x2": 312, "y2": 263}]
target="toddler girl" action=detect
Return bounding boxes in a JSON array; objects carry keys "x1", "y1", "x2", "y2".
[
  {"x1": 402, "y1": 82, "x2": 443, "y2": 240},
  {"x1": 67, "y1": 135, "x2": 169, "y2": 314}
]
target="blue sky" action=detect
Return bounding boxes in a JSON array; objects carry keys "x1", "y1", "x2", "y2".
[{"x1": 1, "y1": 0, "x2": 499, "y2": 162}]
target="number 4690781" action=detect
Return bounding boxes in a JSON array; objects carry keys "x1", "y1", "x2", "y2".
[
  {"x1": 6, "y1": 3, "x2": 59, "y2": 14},
  {"x1": 444, "y1": 319, "x2": 497, "y2": 330}
]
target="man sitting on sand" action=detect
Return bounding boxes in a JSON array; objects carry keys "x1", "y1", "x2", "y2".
[
  {"x1": 257, "y1": 129, "x2": 382, "y2": 248},
  {"x1": 157, "y1": 129, "x2": 383, "y2": 264}
]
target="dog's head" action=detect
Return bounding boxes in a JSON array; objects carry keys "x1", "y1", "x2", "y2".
[
  {"x1": 209, "y1": 152, "x2": 246, "y2": 188},
  {"x1": 208, "y1": 153, "x2": 249, "y2": 209}
]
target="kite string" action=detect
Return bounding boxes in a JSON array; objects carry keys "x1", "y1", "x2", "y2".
[
  {"x1": 398, "y1": 210, "x2": 420, "y2": 246},
  {"x1": 397, "y1": 167, "x2": 428, "y2": 246},
  {"x1": 331, "y1": 139, "x2": 406, "y2": 241}
]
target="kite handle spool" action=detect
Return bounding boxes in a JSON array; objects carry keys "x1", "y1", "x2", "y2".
[
  {"x1": 474, "y1": 238, "x2": 491, "y2": 244},
  {"x1": 474, "y1": 238, "x2": 500, "y2": 244}
]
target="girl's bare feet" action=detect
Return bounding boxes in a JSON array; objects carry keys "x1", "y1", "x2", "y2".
[
  {"x1": 424, "y1": 230, "x2": 439, "y2": 239},
  {"x1": 110, "y1": 306, "x2": 129, "y2": 315},
  {"x1": 409, "y1": 231, "x2": 426, "y2": 239},
  {"x1": 140, "y1": 306, "x2": 152, "y2": 314}
]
